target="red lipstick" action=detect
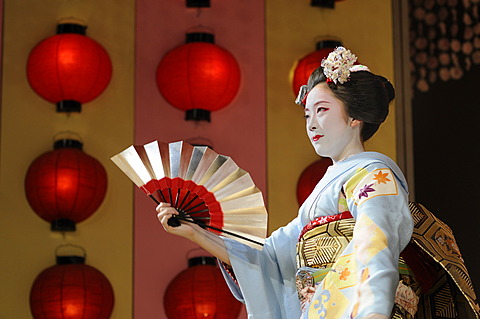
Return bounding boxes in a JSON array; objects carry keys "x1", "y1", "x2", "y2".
[{"x1": 312, "y1": 135, "x2": 323, "y2": 142}]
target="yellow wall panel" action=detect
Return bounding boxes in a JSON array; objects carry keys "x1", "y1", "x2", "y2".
[{"x1": 0, "y1": 1, "x2": 134, "y2": 318}]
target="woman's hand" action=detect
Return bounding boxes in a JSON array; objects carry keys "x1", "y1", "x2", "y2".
[
  {"x1": 156, "y1": 202, "x2": 198, "y2": 240},
  {"x1": 155, "y1": 202, "x2": 230, "y2": 265}
]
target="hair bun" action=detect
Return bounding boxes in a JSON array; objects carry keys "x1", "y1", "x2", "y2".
[{"x1": 376, "y1": 75, "x2": 395, "y2": 103}]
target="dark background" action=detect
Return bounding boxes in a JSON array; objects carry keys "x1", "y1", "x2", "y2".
[{"x1": 412, "y1": 64, "x2": 480, "y2": 293}]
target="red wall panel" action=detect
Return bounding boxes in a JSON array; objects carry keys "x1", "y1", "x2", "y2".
[{"x1": 135, "y1": 1, "x2": 266, "y2": 317}]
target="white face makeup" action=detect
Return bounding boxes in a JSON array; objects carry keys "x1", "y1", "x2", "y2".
[{"x1": 304, "y1": 83, "x2": 363, "y2": 162}]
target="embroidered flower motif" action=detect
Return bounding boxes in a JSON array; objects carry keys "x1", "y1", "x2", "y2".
[
  {"x1": 358, "y1": 183, "x2": 375, "y2": 199},
  {"x1": 299, "y1": 286, "x2": 317, "y2": 312},
  {"x1": 310, "y1": 290, "x2": 331, "y2": 318},
  {"x1": 339, "y1": 268, "x2": 351, "y2": 281},
  {"x1": 373, "y1": 171, "x2": 391, "y2": 184},
  {"x1": 350, "y1": 268, "x2": 371, "y2": 318},
  {"x1": 436, "y1": 235, "x2": 445, "y2": 246},
  {"x1": 395, "y1": 281, "x2": 419, "y2": 316},
  {"x1": 321, "y1": 47, "x2": 357, "y2": 84},
  {"x1": 446, "y1": 238, "x2": 461, "y2": 256},
  {"x1": 435, "y1": 233, "x2": 464, "y2": 261}
]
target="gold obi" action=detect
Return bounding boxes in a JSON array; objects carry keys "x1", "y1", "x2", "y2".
[{"x1": 296, "y1": 217, "x2": 355, "y2": 269}]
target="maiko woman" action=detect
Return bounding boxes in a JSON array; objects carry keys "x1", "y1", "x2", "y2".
[{"x1": 157, "y1": 47, "x2": 479, "y2": 319}]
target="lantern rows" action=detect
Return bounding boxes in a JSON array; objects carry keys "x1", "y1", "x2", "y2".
[
  {"x1": 25, "y1": 21, "x2": 111, "y2": 230},
  {"x1": 24, "y1": 18, "x2": 246, "y2": 319},
  {"x1": 25, "y1": 20, "x2": 115, "y2": 319},
  {"x1": 26, "y1": 22, "x2": 341, "y2": 120},
  {"x1": 26, "y1": 21, "x2": 242, "y2": 122},
  {"x1": 24, "y1": 7, "x2": 346, "y2": 317}
]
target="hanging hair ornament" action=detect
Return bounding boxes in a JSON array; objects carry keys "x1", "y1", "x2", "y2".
[
  {"x1": 295, "y1": 85, "x2": 308, "y2": 106},
  {"x1": 321, "y1": 46, "x2": 358, "y2": 84}
]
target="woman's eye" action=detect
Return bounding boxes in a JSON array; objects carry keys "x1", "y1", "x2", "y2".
[
  {"x1": 304, "y1": 114, "x2": 310, "y2": 119},
  {"x1": 316, "y1": 107, "x2": 328, "y2": 113}
]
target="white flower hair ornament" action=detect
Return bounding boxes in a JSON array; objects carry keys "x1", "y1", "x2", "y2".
[
  {"x1": 321, "y1": 47, "x2": 369, "y2": 84},
  {"x1": 294, "y1": 48, "x2": 371, "y2": 106}
]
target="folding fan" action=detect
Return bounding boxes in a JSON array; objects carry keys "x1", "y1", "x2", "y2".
[{"x1": 111, "y1": 141, "x2": 267, "y2": 249}]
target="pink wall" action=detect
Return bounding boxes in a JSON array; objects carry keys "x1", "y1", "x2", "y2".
[{"x1": 135, "y1": 1, "x2": 266, "y2": 317}]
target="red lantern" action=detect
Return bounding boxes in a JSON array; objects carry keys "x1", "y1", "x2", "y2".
[
  {"x1": 156, "y1": 32, "x2": 241, "y2": 122},
  {"x1": 24, "y1": 139, "x2": 108, "y2": 231},
  {"x1": 292, "y1": 40, "x2": 341, "y2": 96},
  {"x1": 30, "y1": 253, "x2": 114, "y2": 319},
  {"x1": 27, "y1": 22, "x2": 112, "y2": 112},
  {"x1": 296, "y1": 157, "x2": 333, "y2": 206},
  {"x1": 164, "y1": 257, "x2": 242, "y2": 318}
]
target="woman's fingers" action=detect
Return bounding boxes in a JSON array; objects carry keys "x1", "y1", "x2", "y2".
[
  {"x1": 152, "y1": 203, "x2": 229, "y2": 264},
  {"x1": 156, "y1": 202, "x2": 172, "y2": 212},
  {"x1": 156, "y1": 203, "x2": 176, "y2": 217},
  {"x1": 156, "y1": 203, "x2": 178, "y2": 227},
  {"x1": 155, "y1": 202, "x2": 198, "y2": 240}
]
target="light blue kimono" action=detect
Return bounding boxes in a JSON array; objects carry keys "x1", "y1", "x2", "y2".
[{"x1": 220, "y1": 152, "x2": 413, "y2": 319}]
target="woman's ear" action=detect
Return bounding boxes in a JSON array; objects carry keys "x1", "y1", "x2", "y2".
[{"x1": 350, "y1": 118, "x2": 363, "y2": 127}]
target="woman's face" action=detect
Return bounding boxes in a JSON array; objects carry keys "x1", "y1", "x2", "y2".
[{"x1": 304, "y1": 83, "x2": 361, "y2": 162}]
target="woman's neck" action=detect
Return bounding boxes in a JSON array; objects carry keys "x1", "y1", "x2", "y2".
[{"x1": 331, "y1": 144, "x2": 365, "y2": 164}]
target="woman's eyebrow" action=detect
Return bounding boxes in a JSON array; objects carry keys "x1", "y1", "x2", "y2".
[
  {"x1": 305, "y1": 100, "x2": 331, "y2": 112},
  {"x1": 313, "y1": 100, "x2": 331, "y2": 106}
]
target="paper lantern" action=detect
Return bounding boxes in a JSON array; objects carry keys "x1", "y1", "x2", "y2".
[
  {"x1": 24, "y1": 139, "x2": 108, "y2": 231},
  {"x1": 164, "y1": 257, "x2": 242, "y2": 318},
  {"x1": 30, "y1": 254, "x2": 114, "y2": 319},
  {"x1": 26, "y1": 21, "x2": 112, "y2": 112},
  {"x1": 292, "y1": 40, "x2": 341, "y2": 96},
  {"x1": 296, "y1": 157, "x2": 333, "y2": 206},
  {"x1": 156, "y1": 32, "x2": 241, "y2": 122}
]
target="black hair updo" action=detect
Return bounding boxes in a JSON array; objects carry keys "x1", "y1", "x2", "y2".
[{"x1": 306, "y1": 67, "x2": 395, "y2": 141}]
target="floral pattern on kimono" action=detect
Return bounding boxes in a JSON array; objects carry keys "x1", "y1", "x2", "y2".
[{"x1": 302, "y1": 166, "x2": 412, "y2": 319}]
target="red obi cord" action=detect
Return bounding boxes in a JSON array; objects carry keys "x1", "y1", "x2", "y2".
[{"x1": 299, "y1": 211, "x2": 353, "y2": 240}]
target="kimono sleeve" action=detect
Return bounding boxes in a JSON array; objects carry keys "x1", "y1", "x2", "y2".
[
  {"x1": 344, "y1": 163, "x2": 413, "y2": 318},
  {"x1": 219, "y1": 217, "x2": 303, "y2": 319}
]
